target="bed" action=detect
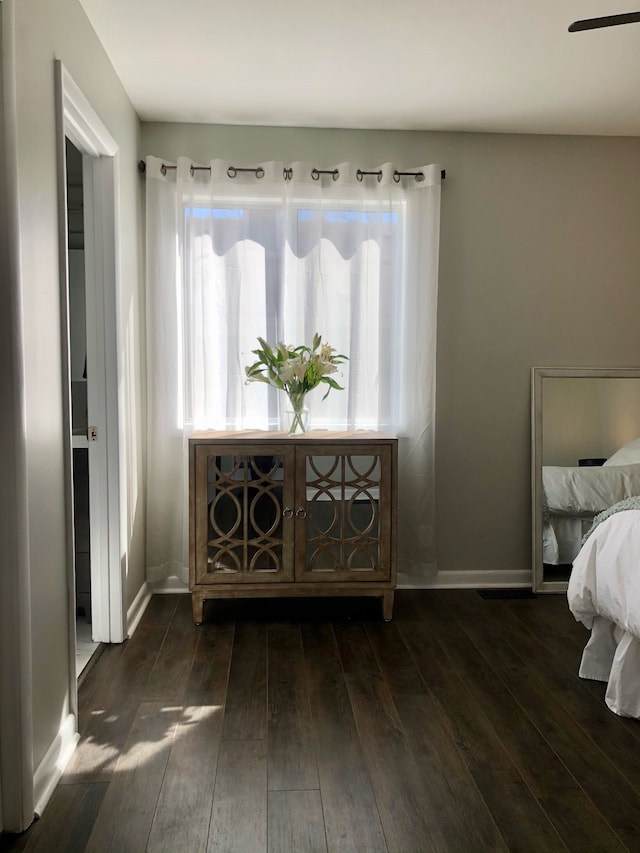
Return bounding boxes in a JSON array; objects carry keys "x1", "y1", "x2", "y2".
[
  {"x1": 542, "y1": 438, "x2": 640, "y2": 566},
  {"x1": 567, "y1": 500, "x2": 640, "y2": 718}
]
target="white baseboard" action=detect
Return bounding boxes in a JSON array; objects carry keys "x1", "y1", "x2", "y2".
[
  {"x1": 146, "y1": 571, "x2": 531, "y2": 594},
  {"x1": 398, "y1": 568, "x2": 532, "y2": 589},
  {"x1": 33, "y1": 713, "x2": 79, "y2": 818},
  {"x1": 146, "y1": 562, "x2": 189, "y2": 587},
  {"x1": 126, "y1": 581, "x2": 153, "y2": 638},
  {"x1": 149, "y1": 577, "x2": 189, "y2": 594}
]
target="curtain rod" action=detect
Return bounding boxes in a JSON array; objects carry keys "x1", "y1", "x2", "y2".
[{"x1": 137, "y1": 160, "x2": 446, "y2": 181}]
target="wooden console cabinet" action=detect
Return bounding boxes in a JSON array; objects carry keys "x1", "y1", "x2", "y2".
[{"x1": 189, "y1": 430, "x2": 397, "y2": 623}]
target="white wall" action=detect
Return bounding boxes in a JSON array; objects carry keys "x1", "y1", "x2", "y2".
[
  {"x1": 8, "y1": 0, "x2": 145, "y2": 803},
  {"x1": 141, "y1": 122, "x2": 640, "y2": 580},
  {"x1": 0, "y1": 0, "x2": 33, "y2": 830}
]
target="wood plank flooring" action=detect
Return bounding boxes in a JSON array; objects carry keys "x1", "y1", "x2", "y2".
[{"x1": 3, "y1": 589, "x2": 640, "y2": 853}]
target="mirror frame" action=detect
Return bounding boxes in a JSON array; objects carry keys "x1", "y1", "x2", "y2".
[{"x1": 531, "y1": 366, "x2": 640, "y2": 593}]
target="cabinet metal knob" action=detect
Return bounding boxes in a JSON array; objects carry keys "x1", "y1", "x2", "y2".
[
  {"x1": 282, "y1": 506, "x2": 294, "y2": 519},
  {"x1": 296, "y1": 507, "x2": 307, "y2": 519}
]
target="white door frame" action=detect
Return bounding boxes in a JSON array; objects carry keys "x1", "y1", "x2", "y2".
[{"x1": 54, "y1": 61, "x2": 125, "y2": 662}]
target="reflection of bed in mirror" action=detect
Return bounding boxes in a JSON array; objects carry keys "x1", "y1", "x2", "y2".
[
  {"x1": 543, "y1": 451, "x2": 640, "y2": 566},
  {"x1": 532, "y1": 368, "x2": 640, "y2": 592}
]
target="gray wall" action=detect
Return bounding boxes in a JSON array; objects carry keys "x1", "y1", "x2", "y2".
[
  {"x1": 542, "y1": 378, "x2": 640, "y2": 466},
  {"x1": 12, "y1": 0, "x2": 144, "y2": 774},
  {"x1": 142, "y1": 122, "x2": 640, "y2": 578}
]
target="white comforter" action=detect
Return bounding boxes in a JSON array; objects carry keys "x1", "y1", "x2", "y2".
[
  {"x1": 544, "y1": 462, "x2": 640, "y2": 517},
  {"x1": 568, "y1": 509, "x2": 640, "y2": 717}
]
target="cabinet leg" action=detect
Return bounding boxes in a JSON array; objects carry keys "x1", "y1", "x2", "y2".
[
  {"x1": 191, "y1": 594, "x2": 204, "y2": 625},
  {"x1": 382, "y1": 590, "x2": 394, "y2": 622}
]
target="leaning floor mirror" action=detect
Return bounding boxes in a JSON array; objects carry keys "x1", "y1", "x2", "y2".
[{"x1": 532, "y1": 367, "x2": 640, "y2": 592}]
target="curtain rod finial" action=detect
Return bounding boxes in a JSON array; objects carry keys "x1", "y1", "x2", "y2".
[{"x1": 138, "y1": 159, "x2": 146, "y2": 174}]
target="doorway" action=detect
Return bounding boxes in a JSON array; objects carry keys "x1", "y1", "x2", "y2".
[
  {"x1": 65, "y1": 138, "x2": 99, "y2": 676},
  {"x1": 56, "y1": 61, "x2": 126, "y2": 685}
]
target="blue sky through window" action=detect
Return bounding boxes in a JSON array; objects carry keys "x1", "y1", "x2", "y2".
[
  {"x1": 185, "y1": 206, "x2": 398, "y2": 224},
  {"x1": 185, "y1": 207, "x2": 245, "y2": 219},
  {"x1": 297, "y1": 209, "x2": 398, "y2": 224}
]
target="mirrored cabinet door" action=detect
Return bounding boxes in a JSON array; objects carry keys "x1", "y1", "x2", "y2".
[
  {"x1": 295, "y1": 446, "x2": 392, "y2": 582},
  {"x1": 532, "y1": 367, "x2": 640, "y2": 592},
  {"x1": 194, "y1": 446, "x2": 295, "y2": 583}
]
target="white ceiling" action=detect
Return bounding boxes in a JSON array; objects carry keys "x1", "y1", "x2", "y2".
[{"x1": 78, "y1": 0, "x2": 640, "y2": 136}]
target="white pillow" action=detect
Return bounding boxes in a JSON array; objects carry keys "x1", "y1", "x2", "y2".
[{"x1": 603, "y1": 437, "x2": 640, "y2": 467}]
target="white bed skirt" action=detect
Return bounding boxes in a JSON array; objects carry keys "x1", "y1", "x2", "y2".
[{"x1": 578, "y1": 616, "x2": 640, "y2": 718}]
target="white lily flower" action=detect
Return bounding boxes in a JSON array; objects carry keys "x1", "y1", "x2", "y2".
[
  {"x1": 292, "y1": 357, "x2": 308, "y2": 382},
  {"x1": 320, "y1": 343, "x2": 335, "y2": 359},
  {"x1": 278, "y1": 359, "x2": 297, "y2": 383},
  {"x1": 311, "y1": 353, "x2": 337, "y2": 376}
]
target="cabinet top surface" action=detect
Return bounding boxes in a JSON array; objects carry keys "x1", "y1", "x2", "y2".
[{"x1": 190, "y1": 429, "x2": 397, "y2": 443}]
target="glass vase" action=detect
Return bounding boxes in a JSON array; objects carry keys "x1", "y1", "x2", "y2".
[{"x1": 286, "y1": 395, "x2": 309, "y2": 434}]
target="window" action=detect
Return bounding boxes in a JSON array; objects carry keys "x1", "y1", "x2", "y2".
[{"x1": 181, "y1": 195, "x2": 405, "y2": 431}]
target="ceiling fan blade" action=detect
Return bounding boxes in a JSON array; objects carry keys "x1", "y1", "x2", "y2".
[{"x1": 569, "y1": 11, "x2": 640, "y2": 31}]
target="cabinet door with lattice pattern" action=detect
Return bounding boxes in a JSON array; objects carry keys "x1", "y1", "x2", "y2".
[
  {"x1": 295, "y1": 444, "x2": 392, "y2": 582},
  {"x1": 194, "y1": 445, "x2": 295, "y2": 583}
]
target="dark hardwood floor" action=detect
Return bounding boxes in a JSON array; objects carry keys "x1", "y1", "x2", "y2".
[{"x1": 3, "y1": 589, "x2": 640, "y2": 853}]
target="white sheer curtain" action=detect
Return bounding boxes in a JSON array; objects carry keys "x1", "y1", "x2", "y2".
[{"x1": 144, "y1": 156, "x2": 441, "y2": 585}]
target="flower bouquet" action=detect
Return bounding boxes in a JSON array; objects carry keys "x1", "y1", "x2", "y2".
[{"x1": 245, "y1": 333, "x2": 348, "y2": 433}]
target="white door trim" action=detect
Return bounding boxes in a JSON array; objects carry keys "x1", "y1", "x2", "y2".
[{"x1": 55, "y1": 62, "x2": 125, "y2": 659}]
